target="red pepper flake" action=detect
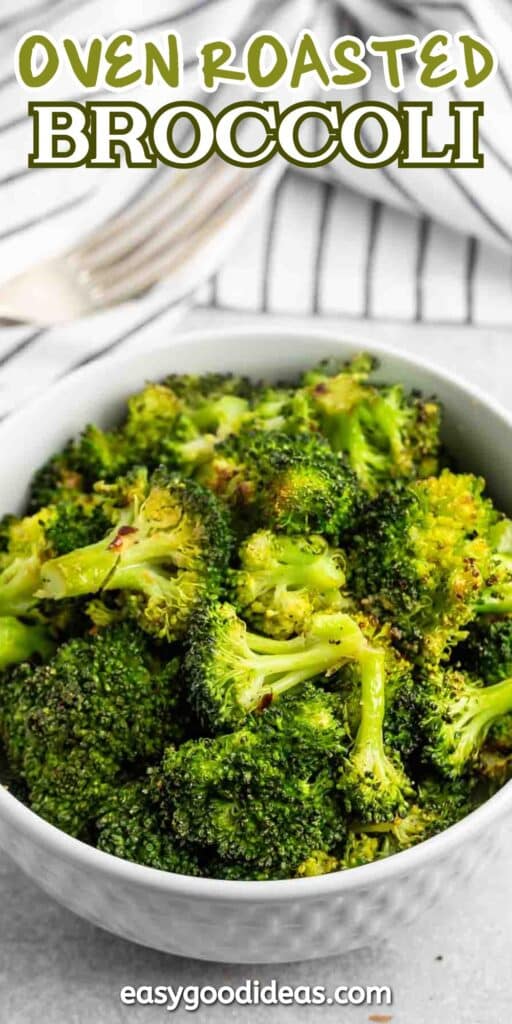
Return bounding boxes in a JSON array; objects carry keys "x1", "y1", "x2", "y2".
[
  {"x1": 258, "y1": 692, "x2": 273, "y2": 711},
  {"x1": 108, "y1": 525, "x2": 138, "y2": 550}
]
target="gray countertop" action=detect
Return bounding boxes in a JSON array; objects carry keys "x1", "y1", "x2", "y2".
[{"x1": 1, "y1": 312, "x2": 511, "y2": 1024}]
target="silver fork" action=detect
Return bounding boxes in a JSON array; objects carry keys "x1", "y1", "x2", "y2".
[{"x1": 0, "y1": 158, "x2": 267, "y2": 325}]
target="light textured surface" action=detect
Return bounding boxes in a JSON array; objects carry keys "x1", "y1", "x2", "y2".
[
  {"x1": 1, "y1": 829, "x2": 511, "y2": 1023},
  {"x1": 1, "y1": 311, "x2": 512, "y2": 1020}
]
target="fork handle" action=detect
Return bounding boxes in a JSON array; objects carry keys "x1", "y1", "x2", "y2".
[{"x1": 0, "y1": 315, "x2": 28, "y2": 326}]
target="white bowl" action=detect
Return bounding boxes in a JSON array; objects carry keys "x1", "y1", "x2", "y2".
[{"x1": 0, "y1": 325, "x2": 511, "y2": 963}]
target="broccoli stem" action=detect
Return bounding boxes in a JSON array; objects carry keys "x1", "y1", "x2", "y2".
[
  {"x1": 173, "y1": 436, "x2": 216, "y2": 468},
  {"x1": 236, "y1": 617, "x2": 368, "y2": 711},
  {"x1": 0, "y1": 559, "x2": 43, "y2": 615},
  {"x1": 246, "y1": 631, "x2": 312, "y2": 654},
  {"x1": 38, "y1": 540, "x2": 117, "y2": 598},
  {"x1": 340, "y1": 648, "x2": 413, "y2": 820},
  {"x1": 352, "y1": 650, "x2": 388, "y2": 776},
  {"x1": 250, "y1": 556, "x2": 344, "y2": 594},
  {"x1": 335, "y1": 411, "x2": 387, "y2": 488},
  {"x1": 246, "y1": 613, "x2": 366, "y2": 659},
  {"x1": 371, "y1": 392, "x2": 408, "y2": 466},
  {"x1": 475, "y1": 594, "x2": 512, "y2": 615},
  {"x1": 39, "y1": 532, "x2": 194, "y2": 601},
  {"x1": 452, "y1": 677, "x2": 512, "y2": 762},
  {"x1": 247, "y1": 644, "x2": 346, "y2": 676},
  {"x1": 0, "y1": 617, "x2": 54, "y2": 668}
]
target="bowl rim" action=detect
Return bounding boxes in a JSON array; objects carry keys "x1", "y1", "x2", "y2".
[{"x1": 1, "y1": 321, "x2": 511, "y2": 902}]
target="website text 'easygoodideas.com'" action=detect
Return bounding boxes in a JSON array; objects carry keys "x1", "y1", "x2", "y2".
[{"x1": 120, "y1": 980, "x2": 393, "y2": 1012}]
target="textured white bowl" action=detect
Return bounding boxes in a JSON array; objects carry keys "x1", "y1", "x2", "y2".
[{"x1": 0, "y1": 325, "x2": 511, "y2": 963}]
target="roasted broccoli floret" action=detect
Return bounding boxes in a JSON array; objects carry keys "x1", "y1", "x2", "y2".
[
  {"x1": 0, "y1": 624, "x2": 184, "y2": 835},
  {"x1": 342, "y1": 776, "x2": 473, "y2": 868},
  {"x1": 474, "y1": 518, "x2": 512, "y2": 616},
  {"x1": 96, "y1": 776, "x2": 203, "y2": 875},
  {"x1": 69, "y1": 383, "x2": 181, "y2": 485},
  {"x1": 453, "y1": 618, "x2": 512, "y2": 684},
  {"x1": 199, "y1": 430, "x2": 359, "y2": 537},
  {"x1": 302, "y1": 354, "x2": 441, "y2": 493},
  {"x1": 349, "y1": 471, "x2": 496, "y2": 662},
  {"x1": 160, "y1": 685, "x2": 347, "y2": 879},
  {"x1": 0, "y1": 492, "x2": 112, "y2": 618},
  {"x1": 27, "y1": 444, "x2": 85, "y2": 512},
  {"x1": 421, "y1": 667, "x2": 512, "y2": 778},
  {"x1": 248, "y1": 384, "x2": 316, "y2": 435},
  {"x1": 186, "y1": 602, "x2": 369, "y2": 731},
  {"x1": 231, "y1": 530, "x2": 346, "y2": 638},
  {"x1": 123, "y1": 375, "x2": 252, "y2": 475},
  {"x1": 163, "y1": 371, "x2": 253, "y2": 406},
  {"x1": 0, "y1": 616, "x2": 54, "y2": 669},
  {"x1": 32, "y1": 376, "x2": 249, "y2": 490},
  {"x1": 42, "y1": 495, "x2": 112, "y2": 557},
  {"x1": 70, "y1": 423, "x2": 132, "y2": 484},
  {"x1": 38, "y1": 468, "x2": 231, "y2": 641},
  {"x1": 296, "y1": 850, "x2": 340, "y2": 877},
  {"x1": 0, "y1": 510, "x2": 55, "y2": 616},
  {"x1": 122, "y1": 382, "x2": 183, "y2": 456},
  {"x1": 341, "y1": 830, "x2": 381, "y2": 868},
  {"x1": 477, "y1": 744, "x2": 512, "y2": 788},
  {"x1": 339, "y1": 647, "x2": 414, "y2": 822}
]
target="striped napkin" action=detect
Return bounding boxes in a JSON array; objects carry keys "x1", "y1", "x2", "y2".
[{"x1": 0, "y1": 0, "x2": 511, "y2": 416}]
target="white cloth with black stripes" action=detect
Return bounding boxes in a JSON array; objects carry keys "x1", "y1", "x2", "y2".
[{"x1": 0, "y1": 0, "x2": 511, "y2": 417}]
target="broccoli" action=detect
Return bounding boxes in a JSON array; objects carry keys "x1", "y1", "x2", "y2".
[
  {"x1": 0, "y1": 511, "x2": 54, "y2": 616},
  {"x1": 30, "y1": 376, "x2": 252, "y2": 493},
  {"x1": 186, "y1": 602, "x2": 369, "y2": 731},
  {"x1": 477, "y1": 745, "x2": 512, "y2": 789},
  {"x1": 61, "y1": 383, "x2": 181, "y2": 485},
  {"x1": 421, "y1": 667, "x2": 512, "y2": 778},
  {"x1": 452, "y1": 618, "x2": 512, "y2": 684},
  {"x1": 474, "y1": 518, "x2": 512, "y2": 616},
  {"x1": 160, "y1": 685, "x2": 347, "y2": 880},
  {"x1": 486, "y1": 714, "x2": 512, "y2": 752},
  {"x1": 0, "y1": 624, "x2": 185, "y2": 835},
  {"x1": 341, "y1": 830, "x2": 381, "y2": 869},
  {"x1": 124, "y1": 375, "x2": 253, "y2": 475},
  {"x1": 231, "y1": 530, "x2": 347, "y2": 638},
  {"x1": 248, "y1": 384, "x2": 316, "y2": 435},
  {"x1": 163, "y1": 371, "x2": 253, "y2": 406},
  {"x1": 0, "y1": 616, "x2": 54, "y2": 669},
  {"x1": 349, "y1": 471, "x2": 496, "y2": 662},
  {"x1": 0, "y1": 491, "x2": 113, "y2": 619},
  {"x1": 96, "y1": 776, "x2": 203, "y2": 875},
  {"x1": 139, "y1": 377, "x2": 252, "y2": 473},
  {"x1": 338, "y1": 617, "x2": 420, "y2": 763},
  {"x1": 198, "y1": 430, "x2": 359, "y2": 537},
  {"x1": 339, "y1": 647, "x2": 414, "y2": 822},
  {"x1": 38, "y1": 468, "x2": 231, "y2": 641},
  {"x1": 70, "y1": 423, "x2": 133, "y2": 484},
  {"x1": 4, "y1": 358, "x2": 512, "y2": 883},
  {"x1": 342, "y1": 775, "x2": 474, "y2": 868},
  {"x1": 122, "y1": 382, "x2": 183, "y2": 453},
  {"x1": 417, "y1": 774, "x2": 477, "y2": 821},
  {"x1": 296, "y1": 850, "x2": 340, "y2": 877},
  {"x1": 348, "y1": 807, "x2": 437, "y2": 860},
  {"x1": 302, "y1": 354, "x2": 441, "y2": 493},
  {"x1": 27, "y1": 444, "x2": 86, "y2": 512},
  {"x1": 43, "y1": 496, "x2": 112, "y2": 557}
]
